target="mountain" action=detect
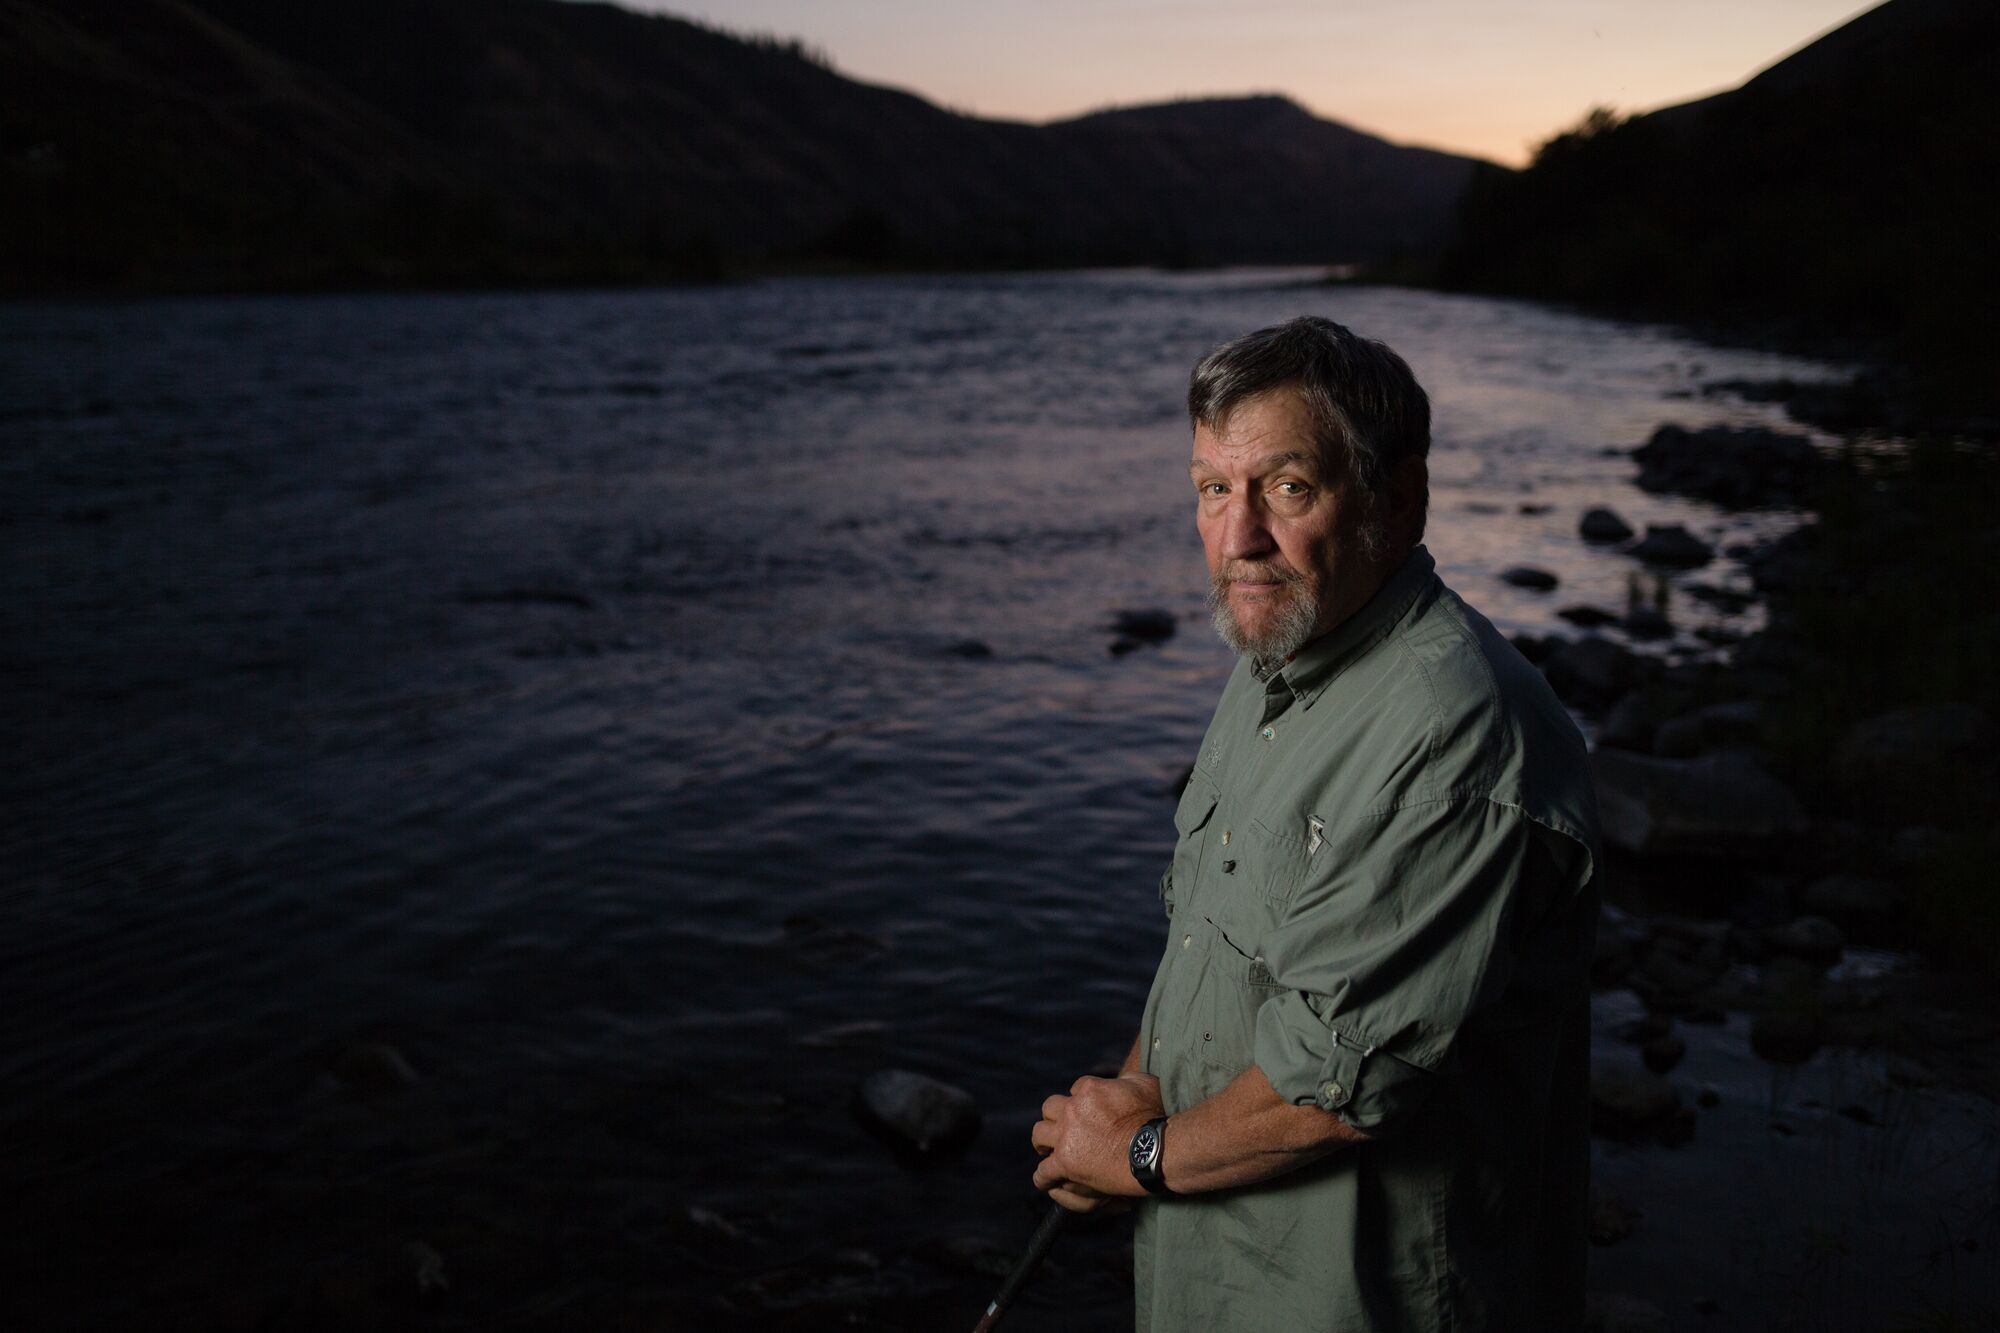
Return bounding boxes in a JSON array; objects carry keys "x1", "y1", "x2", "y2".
[
  {"x1": 0, "y1": 0, "x2": 1485, "y2": 293},
  {"x1": 1436, "y1": 0, "x2": 1999, "y2": 408}
]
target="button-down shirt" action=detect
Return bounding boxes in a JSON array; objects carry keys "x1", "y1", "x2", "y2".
[{"x1": 1134, "y1": 545, "x2": 1601, "y2": 1332}]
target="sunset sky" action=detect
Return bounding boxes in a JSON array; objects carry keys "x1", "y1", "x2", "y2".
[{"x1": 618, "y1": 0, "x2": 1878, "y2": 165}]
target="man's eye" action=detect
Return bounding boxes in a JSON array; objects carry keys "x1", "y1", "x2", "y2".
[
  {"x1": 1199, "y1": 481, "x2": 1227, "y2": 496},
  {"x1": 1275, "y1": 481, "x2": 1309, "y2": 497}
]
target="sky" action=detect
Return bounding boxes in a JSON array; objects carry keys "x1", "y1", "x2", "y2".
[{"x1": 613, "y1": 0, "x2": 1879, "y2": 165}]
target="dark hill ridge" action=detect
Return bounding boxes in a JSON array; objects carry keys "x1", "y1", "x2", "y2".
[
  {"x1": 1438, "y1": 0, "x2": 1999, "y2": 411},
  {"x1": 0, "y1": 0, "x2": 1485, "y2": 293}
]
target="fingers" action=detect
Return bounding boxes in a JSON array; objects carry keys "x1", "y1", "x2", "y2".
[
  {"x1": 1049, "y1": 1185, "x2": 1103, "y2": 1214},
  {"x1": 1040, "y1": 1093, "x2": 1068, "y2": 1122},
  {"x1": 1030, "y1": 1118, "x2": 1058, "y2": 1156},
  {"x1": 1032, "y1": 1154, "x2": 1065, "y2": 1192}
]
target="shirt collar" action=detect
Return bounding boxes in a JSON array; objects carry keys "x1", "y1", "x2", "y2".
[{"x1": 1254, "y1": 544, "x2": 1438, "y2": 712}]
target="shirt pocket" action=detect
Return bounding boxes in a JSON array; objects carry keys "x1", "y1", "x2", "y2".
[
  {"x1": 1245, "y1": 815, "x2": 1313, "y2": 908},
  {"x1": 1162, "y1": 774, "x2": 1219, "y2": 918},
  {"x1": 1196, "y1": 914, "x2": 1286, "y2": 1086}
]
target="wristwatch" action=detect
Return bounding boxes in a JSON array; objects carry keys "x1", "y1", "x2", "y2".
[{"x1": 1128, "y1": 1115, "x2": 1174, "y2": 1196}]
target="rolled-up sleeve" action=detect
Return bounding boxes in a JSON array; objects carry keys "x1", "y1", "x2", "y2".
[{"x1": 1254, "y1": 797, "x2": 1586, "y2": 1132}]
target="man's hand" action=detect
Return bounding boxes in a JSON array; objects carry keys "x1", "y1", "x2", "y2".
[{"x1": 1030, "y1": 1072, "x2": 1166, "y2": 1211}]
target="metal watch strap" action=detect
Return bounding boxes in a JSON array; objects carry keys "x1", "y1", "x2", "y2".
[{"x1": 1128, "y1": 1115, "x2": 1174, "y2": 1196}]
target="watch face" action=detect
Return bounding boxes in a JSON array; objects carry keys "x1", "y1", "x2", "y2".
[{"x1": 1133, "y1": 1124, "x2": 1160, "y2": 1165}]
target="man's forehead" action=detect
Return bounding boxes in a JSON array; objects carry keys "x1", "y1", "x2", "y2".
[{"x1": 1187, "y1": 446, "x2": 1321, "y2": 475}]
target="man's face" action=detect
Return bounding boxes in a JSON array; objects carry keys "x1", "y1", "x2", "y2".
[{"x1": 1191, "y1": 388, "x2": 1384, "y2": 660}]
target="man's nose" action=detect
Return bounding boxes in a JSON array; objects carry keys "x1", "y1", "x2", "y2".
[{"x1": 1219, "y1": 494, "x2": 1276, "y2": 561}]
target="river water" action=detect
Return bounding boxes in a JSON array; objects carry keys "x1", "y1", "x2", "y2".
[{"x1": 3, "y1": 271, "x2": 1989, "y2": 1329}]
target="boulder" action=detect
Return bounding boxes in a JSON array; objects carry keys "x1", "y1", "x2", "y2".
[
  {"x1": 1629, "y1": 524, "x2": 1714, "y2": 568},
  {"x1": 1641, "y1": 1034, "x2": 1687, "y2": 1073},
  {"x1": 1579, "y1": 507, "x2": 1635, "y2": 543},
  {"x1": 1592, "y1": 750, "x2": 1808, "y2": 859},
  {"x1": 856, "y1": 1069, "x2": 980, "y2": 1155},
  {"x1": 1558, "y1": 605, "x2": 1621, "y2": 629},
  {"x1": 1653, "y1": 700, "x2": 1762, "y2": 758},
  {"x1": 1832, "y1": 703, "x2": 1996, "y2": 802},
  {"x1": 1596, "y1": 691, "x2": 1657, "y2": 752},
  {"x1": 1764, "y1": 915, "x2": 1844, "y2": 964},
  {"x1": 1799, "y1": 874, "x2": 1902, "y2": 922},
  {"x1": 1500, "y1": 565, "x2": 1559, "y2": 591},
  {"x1": 1622, "y1": 606, "x2": 1672, "y2": 640},
  {"x1": 1632, "y1": 422, "x2": 1821, "y2": 508},
  {"x1": 1591, "y1": 1065, "x2": 1680, "y2": 1140},
  {"x1": 1109, "y1": 608, "x2": 1177, "y2": 643},
  {"x1": 1542, "y1": 635, "x2": 1642, "y2": 709}
]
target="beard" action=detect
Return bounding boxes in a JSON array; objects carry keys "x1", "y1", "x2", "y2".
[{"x1": 1207, "y1": 562, "x2": 1321, "y2": 662}]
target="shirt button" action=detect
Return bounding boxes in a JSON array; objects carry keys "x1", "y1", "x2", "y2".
[
  {"x1": 1260, "y1": 726, "x2": 1276, "y2": 741},
  {"x1": 1220, "y1": 829, "x2": 1231, "y2": 846},
  {"x1": 1222, "y1": 859, "x2": 1237, "y2": 873},
  {"x1": 1322, "y1": 1080, "x2": 1347, "y2": 1105},
  {"x1": 1182, "y1": 934, "x2": 1192, "y2": 950},
  {"x1": 1152, "y1": 1037, "x2": 1161, "y2": 1049}
]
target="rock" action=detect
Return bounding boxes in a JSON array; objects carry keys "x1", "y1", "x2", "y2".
[
  {"x1": 1681, "y1": 581, "x2": 1755, "y2": 613},
  {"x1": 1500, "y1": 565, "x2": 1560, "y2": 591},
  {"x1": 945, "y1": 639, "x2": 993, "y2": 659},
  {"x1": 1542, "y1": 635, "x2": 1642, "y2": 709},
  {"x1": 1652, "y1": 715, "x2": 1706, "y2": 759},
  {"x1": 1591, "y1": 1065, "x2": 1680, "y2": 1140},
  {"x1": 1597, "y1": 691, "x2": 1657, "y2": 752},
  {"x1": 1631, "y1": 422, "x2": 1821, "y2": 508},
  {"x1": 1799, "y1": 874, "x2": 1902, "y2": 922},
  {"x1": 1580, "y1": 507, "x2": 1636, "y2": 543},
  {"x1": 1653, "y1": 700, "x2": 1762, "y2": 758},
  {"x1": 1750, "y1": 1011, "x2": 1823, "y2": 1064},
  {"x1": 1109, "y1": 608, "x2": 1176, "y2": 643},
  {"x1": 334, "y1": 1042, "x2": 419, "y2": 1093},
  {"x1": 856, "y1": 1069, "x2": 980, "y2": 1155},
  {"x1": 1642, "y1": 1034, "x2": 1687, "y2": 1073},
  {"x1": 1616, "y1": 1014, "x2": 1672, "y2": 1044},
  {"x1": 1591, "y1": 750, "x2": 1808, "y2": 859},
  {"x1": 1588, "y1": 1187, "x2": 1641, "y2": 1245},
  {"x1": 1622, "y1": 606, "x2": 1672, "y2": 640},
  {"x1": 1832, "y1": 704, "x2": 1996, "y2": 802},
  {"x1": 1558, "y1": 605, "x2": 1621, "y2": 628},
  {"x1": 1630, "y1": 524, "x2": 1714, "y2": 568},
  {"x1": 1888, "y1": 824, "x2": 1947, "y2": 869},
  {"x1": 1585, "y1": 1292, "x2": 1672, "y2": 1333},
  {"x1": 1510, "y1": 632, "x2": 1555, "y2": 664},
  {"x1": 1764, "y1": 915, "x2": 1845, "y2": 964}
]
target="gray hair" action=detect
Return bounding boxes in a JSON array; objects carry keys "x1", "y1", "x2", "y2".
[{"x1": 1187, "y1": 316, "x2": 1431, "y2": 554}]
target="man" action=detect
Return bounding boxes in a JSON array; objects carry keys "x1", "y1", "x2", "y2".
[{"x1": 1031, "y1": 316, "x2": 1601, "y2": 1331}]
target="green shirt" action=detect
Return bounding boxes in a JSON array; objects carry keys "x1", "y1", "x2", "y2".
[{"x1": 1134, "y1": 545, "x2": 1601, "y2": 1333}]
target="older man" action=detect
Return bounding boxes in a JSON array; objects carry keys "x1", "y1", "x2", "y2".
[{"x1": 1031, "y1": 316, "x2": 1601, "y2": 1331}]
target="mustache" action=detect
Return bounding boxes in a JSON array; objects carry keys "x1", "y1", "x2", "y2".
[{"x1": 1213, "y1": 561, "x2": 1308, "y2": 589}]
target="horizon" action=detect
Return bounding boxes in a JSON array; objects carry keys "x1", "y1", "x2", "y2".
[{"x1": 606, "y1": 0, "x2": 1881, "y2": 165}]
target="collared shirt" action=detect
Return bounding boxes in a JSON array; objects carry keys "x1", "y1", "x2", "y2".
[{"x1": 1134, "y1": 545, "x2": 1601, "y2": 1333}]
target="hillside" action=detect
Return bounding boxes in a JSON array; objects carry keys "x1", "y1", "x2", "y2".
[
  {"x1": 1435, "y1": 0, "x2": 2000, "y2": 411},
  {"x1": 0, "y1": 0, "x2": 1484, "y2": 293}
]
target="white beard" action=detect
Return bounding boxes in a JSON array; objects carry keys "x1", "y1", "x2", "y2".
[{"x1": 1207, "y1": 570, "x2": 1319, "y2": 662}]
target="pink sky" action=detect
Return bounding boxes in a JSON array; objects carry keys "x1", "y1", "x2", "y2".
[{"x1": 615, "y1": 0, "x2": 1878, "y2": 165}]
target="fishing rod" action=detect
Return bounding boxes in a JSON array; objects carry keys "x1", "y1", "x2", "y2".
[{"x1": 971, "y1": 1200, "x2": 1069, "y2": 1331}]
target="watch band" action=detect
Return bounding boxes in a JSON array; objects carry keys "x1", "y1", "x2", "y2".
[{"x1": 1128, "y1": 1115, "x2": 1174, "y2": 1196}]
